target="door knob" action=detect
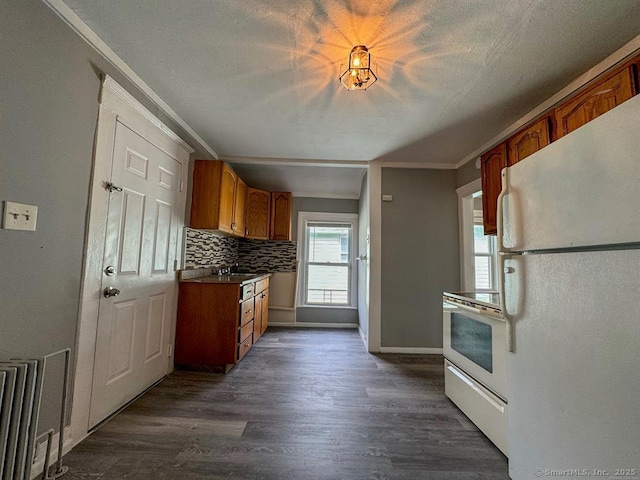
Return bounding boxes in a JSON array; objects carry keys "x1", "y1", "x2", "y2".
[{"x1": 103, "y1": 286, "x2": 121, "y2": 298}]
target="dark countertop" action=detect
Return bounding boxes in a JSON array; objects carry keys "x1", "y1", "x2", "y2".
[{"x1": 178, "y1": 269, "x2": 271, "y2": 286}]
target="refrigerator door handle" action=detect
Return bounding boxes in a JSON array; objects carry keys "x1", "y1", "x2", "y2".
[
  {"x1": 497, "y1": 166, "x2": 516, "y2": 352},
  {"x1": 496, "y1": 167, "x2": 510, "y2": 254},
  {"x1": 498, "y1": 253, "x2": 514, "y2": 352}
]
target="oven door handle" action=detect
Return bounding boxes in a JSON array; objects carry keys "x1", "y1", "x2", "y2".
[
  {"x1": 448, "y1": 302, "x2": 505, "y2": 321},
  {"x1": 447, "y1": 364, "x2": 505, "y2": 413}
]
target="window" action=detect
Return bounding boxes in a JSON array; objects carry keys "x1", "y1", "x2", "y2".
[
  {"x1": 298, "y1": 212, "x2": 358, "y2": 307},
  {"x1": 473, "y1": 222, "x2": 496, "y2": 291},
  {"x1": 457, "y1": 180, "x2": 498, "y2": 292}
]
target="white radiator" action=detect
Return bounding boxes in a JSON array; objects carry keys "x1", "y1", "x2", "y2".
[
  {"x1": 0, "y1": 360, "x2": 41, "y2": 480},
  {"x1": 0, "y1": 349, "x2": 70, "y2": 480}
]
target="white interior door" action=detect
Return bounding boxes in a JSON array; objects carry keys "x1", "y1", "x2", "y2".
[{"x1": 89, "y1": 121, "x2": 182, "y2": 427}]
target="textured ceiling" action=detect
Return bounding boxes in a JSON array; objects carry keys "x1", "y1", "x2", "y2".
[{"x1": 59, "y1": 0, "x2": 640, "y2": 193}]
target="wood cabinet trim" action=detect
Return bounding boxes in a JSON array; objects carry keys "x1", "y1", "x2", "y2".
[
  {"x1": 270, "y1": 192, "x2": 293, "y2": 241},
  {"x1": 507, "y1": 116, "x2": 551, "y2": 166},
  {"x1": 553, "y1": 67, "x2": 635, "y2": 139},
  {"x1": 245, "y1": 187, "x2": 271, "y2": 240}
]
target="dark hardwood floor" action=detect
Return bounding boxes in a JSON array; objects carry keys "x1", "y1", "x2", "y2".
[{"x1": 60, "y1": 328, "x2": 509, "y2": 479}]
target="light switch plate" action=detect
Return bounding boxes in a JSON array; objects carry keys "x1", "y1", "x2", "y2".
[{"x1": 3, "y1": 201, "x2": 38, "y2": 231}]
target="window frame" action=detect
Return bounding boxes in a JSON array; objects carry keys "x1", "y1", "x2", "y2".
[
  {"x1": 457, "y1": 179, "x2": 498, "y2": 292},
  {"x1": 297, "y1": 211, "x2": 358, "y2": 309},
  {"x1": 472, "y1": 214, "x2": 498, "y2": 292}
]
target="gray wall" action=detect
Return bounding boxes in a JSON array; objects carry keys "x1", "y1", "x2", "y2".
[
  {"x1": 291, "y1": 197, "x2": 359, "y2": 241},
  {"x1": 381, "y1": 168, "x2": 460, "y2": 348},
  {"x1": 293, "y1": 197, "x2": 360, "y2": 324},
  {"x1": 0, "y1": 0, "x2": 211, "y2": 433},
  {"x1": 456, "y1": 158, "x2": 481, "y2": 188}
]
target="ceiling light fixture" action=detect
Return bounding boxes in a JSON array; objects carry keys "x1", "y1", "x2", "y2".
[{"x1": 339, "y1": 45, "x2": 377, "y2": 91}]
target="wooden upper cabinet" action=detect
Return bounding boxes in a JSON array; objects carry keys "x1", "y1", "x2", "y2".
[
  {"x1": 270, "y1": 192, "x2": 292, "y2": 240},
  {"x1": 481, "y1": 143, "x2": 507, "y2": 236},
  {"x1": 234, "y1": 177, "x2": 247, "y2": 237},
  {"x1": 554, "y1": 67, "x2": 635, "y2": 139},
  {"x1": 190, "y1": 160, "x2": 245, "y2": 237},
  {"x1": 190, "y1": 160, "x2": 223, "y2": 230},
  {"x1": 217, "y1": 163, "x2": 237, "y2": 234},
  {"x1": 507, "y1": 116, "x2": 551, "y2": 166},
  {"x1": 245, "y1": 187, "x2": 271, "y2": 239}
]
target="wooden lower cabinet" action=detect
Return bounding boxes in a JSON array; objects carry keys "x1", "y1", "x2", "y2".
[
  {"x1": 260, "y1": 288, "x2": 269, "y2": 335},
  {"x1": 175, "y1": 276, "x2": 270, "y2": 372},
  {"x1": 252, "y1": 278, "x2": 270, "y2": 342}
]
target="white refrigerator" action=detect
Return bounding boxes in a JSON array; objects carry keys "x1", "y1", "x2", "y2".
[{"x1": 498, "y1": 94, "x2": 640, "y2": 480}]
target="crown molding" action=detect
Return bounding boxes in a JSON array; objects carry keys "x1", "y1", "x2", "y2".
[
  {"x1": 221, "y1": 155, "x2": 368, "y2": 168},
  {"x1": 381, "y1": 161, "x2": 456, "y2": 169},
  {"x1": 42, "y1": 0, "x2": 218, "y2": 159},
  {"x1": 101, "y1": 75, "x2": 194, "y2": 154}
]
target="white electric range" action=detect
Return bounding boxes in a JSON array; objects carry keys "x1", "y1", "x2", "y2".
[{"x1": 442, "y1": 291, "x2": 508, "y2": 456}]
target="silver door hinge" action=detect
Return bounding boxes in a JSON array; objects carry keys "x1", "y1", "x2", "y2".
[
  {"x1": 173, "y1": 259, "x2": 178, "y2": 271},
  {"x1": 168, "y1": 344, "x2": 173, "y2": 357}
]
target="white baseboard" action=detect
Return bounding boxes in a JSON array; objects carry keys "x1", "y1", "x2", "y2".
[
  {"x1": 379, "y1": 347, "x2": 443, "y2": 354},
  {"x1": 269, "y1": 322, "x2": 358, "y2": 329},
  {"x1": 358, "y1": 326, "x2": 367, "y2": 346}
]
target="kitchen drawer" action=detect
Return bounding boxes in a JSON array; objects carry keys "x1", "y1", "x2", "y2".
[
  {"x1": 241, "y1": 283, "x2": 255, "y2": 301},
  {"x1": 238, "y1": 335, "x2": 252, "y2": 360},
  {"x1": 239, "y1": 320, "x2": 253, "y2": 343},
  {"x1": 240, "y1": 297, "x2": 254, "y2": 326},
  {"x1": 444, "y1": 360, "x2": 508, "y2": 456},
  {"x1": 255, "y1": 278, "x2": 269, "y2": 294}
]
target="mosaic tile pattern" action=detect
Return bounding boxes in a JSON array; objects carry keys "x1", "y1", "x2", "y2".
[
  {"x1": 238, "y1": 239, "x2": 298, "y2": 273},
  {"x1": 184, "y1": 228, "x2": 239, "y2": 269}
]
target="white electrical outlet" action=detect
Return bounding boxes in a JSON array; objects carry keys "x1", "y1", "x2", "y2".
[
  {"x1": 3, "y1": 201, "x2": 38, "y2": 231},
  {"x1": 382, "y1": 194, "x2": 393, "y2": 202}
]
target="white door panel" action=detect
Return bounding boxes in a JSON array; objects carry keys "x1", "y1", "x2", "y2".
[
  {"x1": 144, "y1": 293, "x2": 166, "y2": 363},
  {"x1": 90, "y1": 122, "x2": 181, "y2": 427}
]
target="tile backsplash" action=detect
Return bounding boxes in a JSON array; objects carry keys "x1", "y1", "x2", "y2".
[
  {"x1": 238, "y1": 239, "x2": 298, "y2": 273},
  {"x1": 184, "y1": 228, "x2": 239, "y2": 269},
  {"x1": 184, "y1": 228, "x2": 297, "y2": 272}
]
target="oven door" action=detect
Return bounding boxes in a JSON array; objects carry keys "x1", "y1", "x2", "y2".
[{"x1": 443, "y1": 303, "x2": 507, "y2": 399}]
